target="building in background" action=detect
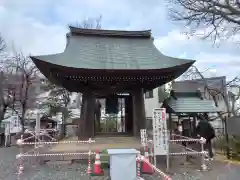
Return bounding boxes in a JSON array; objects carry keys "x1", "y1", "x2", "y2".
[
  {"x1": 227, "y1": 85, "x2": 240, "y2": 116},
  {"x1": 144, "y1": 76, "x2": 228, "y2": 132},
  {"x1": 144, "y1": 85, "x2": 170, "y2": 117}
]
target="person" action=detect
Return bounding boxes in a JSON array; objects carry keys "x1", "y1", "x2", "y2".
[{"x1": 196, "y1": 116, "x2": 215, "y2": 160}]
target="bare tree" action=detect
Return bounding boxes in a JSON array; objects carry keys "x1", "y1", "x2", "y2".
[
  {"x1": 0, "y1": 34, "x2": 6, "y2": 53},
  {"x1": 72, "y1": 15, "x2": 102, "y2": 29},
  {"x1": 0, "y1": 68, "x2": 17, "y2": 122},
  {"x1": 0, "y1": 35, "x2": 17, "y2": 123},
  {"x1": 168, "y1": 0, "x2": 240, "y2": 43},
  {"x1": 6, "y1": 53, "x2": 39, "y2": 131}
]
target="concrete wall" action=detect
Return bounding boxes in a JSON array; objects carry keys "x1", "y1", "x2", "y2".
[{"x1": 144, "y1": 88, "x2": 161, "y2": 117}]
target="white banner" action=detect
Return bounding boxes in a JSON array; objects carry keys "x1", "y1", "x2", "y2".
[{"x1": 152, "y1": 108, "x2": 169, "y2": 155}]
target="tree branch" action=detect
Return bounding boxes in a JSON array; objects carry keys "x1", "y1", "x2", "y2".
[
  {"x1": 69, "y1": 15, "x2": 102, "y2": 29},
  {"x1": 0, "y1": 34, "x2": 6, "y2": 53},
  {"x1": 168, "y1": 0, "x2": 240, "y2": 43}
]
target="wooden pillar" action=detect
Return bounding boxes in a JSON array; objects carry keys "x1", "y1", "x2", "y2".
[
  {"x1": 78, "y1": 91, "x2": 95, "y2": 140},
  {"x1": 94, "y1": 100, "x2": 101, "y2": 133},
  {"x1": 132, "y1": 88, "x2": 146, "y2": 137},
  {"x1": 78, "y1": 93, "x2": 86, "y2": 139},
  {"x1": 85, "y1": 93, "x2": 95, "y2": 137},
  {"x1": 125, "y1": 95, "x2": 133, "y2": 134},
  {"x1": 192, "y1": 116, "x2": 197, "y2": 137}
]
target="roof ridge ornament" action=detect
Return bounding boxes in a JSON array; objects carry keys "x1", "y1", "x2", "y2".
[{"x1": 69, "y1": 26, "x2": 152, "y2": 38}]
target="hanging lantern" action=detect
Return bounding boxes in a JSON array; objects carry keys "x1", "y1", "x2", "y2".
[
  {"x1": 105, "y1": 95, "x2": 119, "y2": 114},
  {"x1": 178, "y1": 123, "x2": 183, "y2": 133}
]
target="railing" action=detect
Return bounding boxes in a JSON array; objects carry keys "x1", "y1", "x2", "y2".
[
  {"x1": 16, "y1": 135, "x2": 95, "y2": 179},
  {"x1": 141, "y1": 129, "x2": 209, "y2": 173}
]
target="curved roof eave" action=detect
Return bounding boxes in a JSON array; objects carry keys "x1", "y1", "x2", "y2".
[
  {"x1": 30, "y1": 53, "x2": 195, "y2": 71},
  {"x1": 31, "y1": 56, "x2": 195, "y2": 82}
]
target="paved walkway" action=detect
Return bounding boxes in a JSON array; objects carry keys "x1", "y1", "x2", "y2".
[
  {"x1": 166, "y1": 160, "x2": 240, "y2": 180},
  {"x1": 49, "y1": 136, "x2": 141, "y2": 153}
]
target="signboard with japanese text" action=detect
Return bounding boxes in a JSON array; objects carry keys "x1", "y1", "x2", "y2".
[
  {"x1": 9, "y1": 116, "x2": 22, "y2": 134},
  {"x1": 152, "y1": 108, "x2": 169, "y2": 155}
]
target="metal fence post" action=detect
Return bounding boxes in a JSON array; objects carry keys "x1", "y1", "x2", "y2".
[
  {"x1": 166, "y1": 130, "x2": 170, "y2": 173},
  {"x1": 199, "y1": 137, "x2": 208, "y2": 171},
  {"x1": 16, "y1": 135, "x2": 24, "y2": 178}
]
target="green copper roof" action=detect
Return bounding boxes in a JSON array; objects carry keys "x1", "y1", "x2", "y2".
[
  {"x1": 163, "y1": 92, "x2": 221, "y2": 113},
  {"x1": 31, "y1": 28, "x2": 195, "y2": 70}
]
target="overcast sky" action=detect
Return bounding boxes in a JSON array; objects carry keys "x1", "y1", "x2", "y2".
[{"x1": 0, "y1": 0, "x2": 239, "y2": 80}]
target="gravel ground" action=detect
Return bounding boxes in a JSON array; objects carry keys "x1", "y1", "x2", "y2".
[
  {"x1": 0, "y1": 146, "x2": 240, "y2": 180},
  {"x1": 0, "y1": 146, "x2": 103, "y2": 180}
]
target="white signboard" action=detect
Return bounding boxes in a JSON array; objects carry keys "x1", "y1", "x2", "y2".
[
  {"x1": 140, "y1": 129, "x2": 147, "y2": 146},
  {"x1": 152, "y1": 108, "x2": 169, "y2": 155},
  {"x1": 9, "y1": 116, "x2": 22, "y2": 134},
  {"x1": 4, "y1": 123, "x2": 10, "y2": 135}
]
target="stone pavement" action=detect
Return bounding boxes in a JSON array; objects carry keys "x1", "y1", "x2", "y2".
[
  {"x1": 166, "y1": 160, "x2": 240, "y2": 180},
  {"x1": 49, "y1": 136, "x2": 141, "y2": 153},
  {"x1": 0, "y1": 146, "x2": 240, "y2": 180}
]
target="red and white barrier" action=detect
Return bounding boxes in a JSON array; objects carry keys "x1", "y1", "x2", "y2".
[
  {"x1": 87, "y1": 150, "x2": 92, "y2": 175},
  {"x1": 138, "y1": 155, "x2": 172, "y2": 180},
  {"x1": 136, "y1": 153, "x2": 141, "y2": 179},
  {"x1": 169, "y1": 138, "x2": 202, "y2": 143},
  {"x1": 140, "y1": 129, "x2": 209, "y2": 172},
  {"x1": 16, "y1": 136, "x2": 95, "y2": 178},
  {"x1": 16, "y1": 152, "x2": 95, "y2": 158},
  {"x1": 169, "y1": 151, "x2": 207, "y2": 156},
  {"x1": 17, "y1": 139, "x2": 95, "y2": 145}
]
